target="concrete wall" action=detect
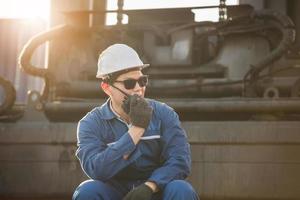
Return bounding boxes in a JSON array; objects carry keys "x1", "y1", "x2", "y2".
[{"x1": 1, "y1": 121, "x2": 300, "y2": 199}]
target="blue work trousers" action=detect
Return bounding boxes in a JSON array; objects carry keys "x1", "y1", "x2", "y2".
[{"x1": 73, "y1": 179, "x2": 199, "y2": 200}]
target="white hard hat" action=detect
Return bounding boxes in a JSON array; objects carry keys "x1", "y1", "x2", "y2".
[{"x1": 96, "y1": 44, "x2": 149, "y2": 79}]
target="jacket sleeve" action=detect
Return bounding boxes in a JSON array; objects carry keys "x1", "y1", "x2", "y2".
[
  {"x1": 75, "y1": 113, "x2": 141, "y2": 181},
  {"x1": 148, "y1": 104, "x2": 191, "y2": 190}
]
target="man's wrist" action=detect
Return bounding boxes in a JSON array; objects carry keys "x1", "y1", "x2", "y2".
[
  {"x1": 130, "y1": 125, "x2": 145, "y2": 132},
  {"x1": 128, "y1": 126, "x2": 145, "y2": 144},
  {"x1": 144, "y1": 181, "x2": 159, "y2": 193},
  {"x1": 129, "y1": 126, "x2": 145, "y2": 137}
]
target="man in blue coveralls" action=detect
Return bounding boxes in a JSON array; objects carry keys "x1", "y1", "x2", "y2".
[{"x1": 72, "y1": 44, "x2": 199, "y2": 200}]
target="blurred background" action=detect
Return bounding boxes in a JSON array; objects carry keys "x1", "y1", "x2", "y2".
[{"x1": 0, "y1": 0, "x2": 300, "y2": 200}]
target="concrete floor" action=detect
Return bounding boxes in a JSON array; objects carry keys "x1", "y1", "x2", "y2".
[{"x1": 0, "y1": 198, "x2": 70, "y2": 200}]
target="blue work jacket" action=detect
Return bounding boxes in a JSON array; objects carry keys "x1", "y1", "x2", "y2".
[{"x1": 76, "y1": 98, "x2": 191, "y2": 190}]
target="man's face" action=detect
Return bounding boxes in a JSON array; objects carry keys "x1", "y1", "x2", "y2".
[{"x1": 110, "y1": 70, "x2": 147, "y2": 105}]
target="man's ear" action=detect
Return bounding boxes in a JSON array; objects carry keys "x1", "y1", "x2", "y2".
[{"x1": 100, "y1": 82, "x2": 111, "y2": 96}]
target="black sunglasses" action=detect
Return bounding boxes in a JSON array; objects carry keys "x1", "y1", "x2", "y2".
[{"x1": 114, "y1": 75, "x2": 149, "y2": 90}]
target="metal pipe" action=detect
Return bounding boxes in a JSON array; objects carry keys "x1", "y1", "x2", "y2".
[
  {"x1": 54, "y1": 80, "x2": 241, "y2": 98},
  {"x1": 18, "y1": 25, "x2": 72, "y2": 78},
  {"x1": 245, "y1": 10, "x2": 296, "y2": 80},
  {"x1": 117, "y1": 0, "x2": 124, "y2": 25},
  {"x1": 44, "y1": 98, "x2": 300, "y2": 114},
  {"x1": 53, "y1": 77, "x2": 298, "y2": 98},
  {"x1": 0, "y1": 76, "x2": 16, "y2": 115}
]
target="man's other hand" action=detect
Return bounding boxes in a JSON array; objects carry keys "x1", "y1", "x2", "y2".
[{"x1": 123, "y1": 184, "x2": 153, "y2": 200}]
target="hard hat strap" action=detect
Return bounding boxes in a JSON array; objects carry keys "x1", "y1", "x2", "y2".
[{"x1": 110, "y1": 84, "x2": 130, "y2": 97}]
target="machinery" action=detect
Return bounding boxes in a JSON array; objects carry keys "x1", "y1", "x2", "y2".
[{"x1": 1, "y1": 1, "x2": 300, "y2": 199}]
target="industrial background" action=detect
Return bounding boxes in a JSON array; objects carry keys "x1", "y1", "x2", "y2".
[{"x1": 1, "y1": 0, "x2": 300, "y2": 199}]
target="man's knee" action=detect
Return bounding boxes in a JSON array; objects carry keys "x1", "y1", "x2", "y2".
[
  {"x1": 73, "y1": 180, "x2": 103, "y2": 200},
  {"x1": 163, "y1": 180, "x2": 199, "y2": 200},
  {"x1": 72, "y1": 179, "x2": 120, "y2": 200}
]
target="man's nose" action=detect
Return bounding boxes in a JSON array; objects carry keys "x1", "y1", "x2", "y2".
[
  {"x1": 133, "y1": 82, "x2": 141, "y2": 90},
  {"x1": 132, "y1": 82, "x2": 144, "y2": 93}
]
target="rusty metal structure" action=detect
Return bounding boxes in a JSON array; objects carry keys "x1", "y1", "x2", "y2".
[{"x1": 1, "y1": 0, "x2": 300, "y2": 199}]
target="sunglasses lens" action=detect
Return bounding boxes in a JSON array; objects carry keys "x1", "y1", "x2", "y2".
[
  {"x1": 124, "y1": 79, "x2": 136, "y2": 89},
  {"x1": 138, "y1": 76, "x2": 148, "y2": 87},
  {"x1": 121, "y1": 76, "x2": 148, "y2": 89}
]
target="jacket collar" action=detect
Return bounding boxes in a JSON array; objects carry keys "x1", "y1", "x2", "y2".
[{"x1": 99, "y1": 98, "x2": 116, "y2": 120}]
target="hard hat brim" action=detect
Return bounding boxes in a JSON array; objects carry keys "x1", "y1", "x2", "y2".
[{"x1": 96, "y1": 63, "x2": 150, "y2": 79}]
